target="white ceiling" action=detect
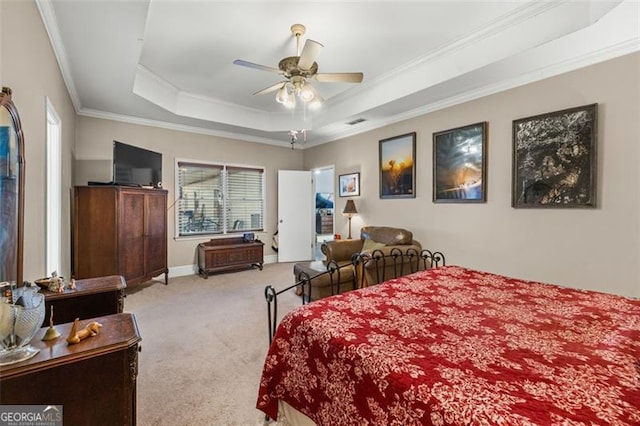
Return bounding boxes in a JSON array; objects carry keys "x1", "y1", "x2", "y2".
[{"x1": 37, "y1": 0, "x2": 639, "y2": 149}]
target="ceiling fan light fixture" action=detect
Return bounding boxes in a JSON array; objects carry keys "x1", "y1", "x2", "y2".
[
  {"x1": 234, "y1": 23, "x2": 361, "y2": 111},
  {"x1": 283, "y1": 96, "x2": 296, "y2": 109},
  {"x1": 308, "y1": 94, "x2": 323, "y2": 110},
  {"x1": 276, "y1": 85, "x2": 287, "y2": 104},
  {"x1": 299, "y1": 81, "x2": 315, "y2": 102},
  {"x1": 279, "y1": 83, "x2": 296, "y2": 108},
  {"x1": 275, "y1": 85, "x2": 289, "y2": 104}
]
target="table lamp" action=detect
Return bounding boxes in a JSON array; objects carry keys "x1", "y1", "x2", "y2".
[{"x1": 342, "y1": 199, "x2": 358, "y2": 240}]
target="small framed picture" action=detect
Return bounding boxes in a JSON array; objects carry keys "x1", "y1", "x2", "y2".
[
  {"x1": 433, "y1": 122, "x2": 487, "y2": 203},
  {"x1": 338, "y1": 172, "x2": 360, "y2": 197},
  {"x1": 379, "y1": 132, "x2": 416, "y2": 198}
]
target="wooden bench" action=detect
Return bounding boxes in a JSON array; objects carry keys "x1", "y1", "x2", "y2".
[{"x1": 198, "y1": 237, "x2": 264, "y2": 278}]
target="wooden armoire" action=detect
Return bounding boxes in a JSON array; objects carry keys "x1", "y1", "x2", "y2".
[{"x1": 73, "y1": 186, "x2": 168, "y2": 286}]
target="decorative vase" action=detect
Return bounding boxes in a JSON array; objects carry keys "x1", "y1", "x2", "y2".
[{"x1": 0, "y1": 286, "x2": 45, "y2": 366}]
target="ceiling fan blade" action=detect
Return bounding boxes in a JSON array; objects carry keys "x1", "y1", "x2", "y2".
[
  {"x1": 253, "y1": 81, "x2": 286, "y2": 96},
  {"x1": 297, "y1": 39, "x2": 323, "y2": 70},
  {"x1": 314, "y1": 72, "x2": 364, "y2": 83},
  {"x1": 233, "y1": 59, "x2": 281, "y2": 74}
]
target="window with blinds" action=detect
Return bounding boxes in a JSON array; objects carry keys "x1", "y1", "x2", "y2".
[{"x1": 176, "y1": 161, "x2": 264, "y2": 237}]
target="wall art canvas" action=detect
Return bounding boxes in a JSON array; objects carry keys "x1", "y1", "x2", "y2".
[
  {"x1": 512, "y1": 104, "x2": 597, "y2": 208},
  {"x1": 379, "y1": 132, "x2": 416, "y2": 199},
  {"x1": 433, "y1": 122, "x2": 487, "y2": 203}
]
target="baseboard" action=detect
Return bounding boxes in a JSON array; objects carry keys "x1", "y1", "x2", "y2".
[
  {"x1": 167, "y1": 264, "x2": 199, "y2": 278},
  {"x1": 169, "y1": 255, "x2": 279, "y2": 278},
  {"x1": 264, "y1": 254, "x2": 278, "y2": 264}
]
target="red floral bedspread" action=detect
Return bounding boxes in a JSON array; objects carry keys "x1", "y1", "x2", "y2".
[{"x1": 256, "y1": 266, "x2": 640, "y2": 425}]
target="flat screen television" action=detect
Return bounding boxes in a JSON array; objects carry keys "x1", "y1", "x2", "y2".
[{"x1": 112, "y1": 141, "x2": 162, "y2": 187}]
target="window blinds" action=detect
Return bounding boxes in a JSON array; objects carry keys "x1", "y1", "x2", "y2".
[{"x1": 177, "y1": 162, "x2": 264, "y2": 237}]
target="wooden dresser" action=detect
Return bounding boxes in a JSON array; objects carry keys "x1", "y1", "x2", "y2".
[
  {"x1": 0, "y1": 313, "x2": 141, "y2": 426},
  {"x1": 42, "y1": 275, "x2": 126, "y2": 326},
  {"x1": 316, "y1": 212, "x2": 333, "y2": 234},
  {"x1": 198, "y1": 237, "x2": 264, "y2": 277},
  {"x1": 73, "y1": 186, "x2": 168, "y2": 286}
]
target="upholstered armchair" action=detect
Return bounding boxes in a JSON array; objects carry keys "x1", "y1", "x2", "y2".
[{"x1": 321, "y1": 226, "x2": 422, "y2": 287}]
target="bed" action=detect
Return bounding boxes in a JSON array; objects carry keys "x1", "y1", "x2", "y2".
[{"x1": 256, "y1": 265, "x2": 640, "y2": 425}]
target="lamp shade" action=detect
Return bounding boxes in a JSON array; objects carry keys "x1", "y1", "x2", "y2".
[{"x1": 342, "y1": 199, "x2": 358, "y2": 215}]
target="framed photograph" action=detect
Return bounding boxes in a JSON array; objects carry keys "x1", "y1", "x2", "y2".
[
  {"x1": 338, "y1": 172, "x2": 360, "y2": 197},
  {"x1": 512, "y1": 103, "x2": 597, "y2": 208},
  {"x1": 433, "y1": 122, "x2": 487, "y2": 203},
  {"x1": 379, "y1": 132, "x2": 416, "y2": 198}
]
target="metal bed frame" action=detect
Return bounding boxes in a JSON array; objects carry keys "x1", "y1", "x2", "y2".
[{"x1": 264, "y1": 248, "x2": 445, "y2": 346}]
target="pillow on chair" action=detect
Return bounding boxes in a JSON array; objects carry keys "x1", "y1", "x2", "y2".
[{"x1": 361, "y1": 238, "x2": 385, "y2": 253}]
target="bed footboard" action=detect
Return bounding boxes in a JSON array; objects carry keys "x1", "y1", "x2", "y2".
[
  {"x1": 265, "y1": 260, "x2": 355, "y2": 345},
  {"x1": 266, "y1": 249, "x2": 445, "y2": 344},
  {"x1": 262, "y1": 249, "x2": 445, "y2": 421},
  {"x1": 353, "y1": 248, "x2": 446, "y2": 286}
]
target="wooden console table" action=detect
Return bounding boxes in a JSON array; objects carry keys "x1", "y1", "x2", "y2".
[
  {"x1": 198, "y1": 237, "x2": 264, "y2": 278},
  {"x1": 0, "y1": 313, "x2": 141, "y2": 426},
  {"x1": 42, "y1": 275, "x2": 126, "y2": 326}
]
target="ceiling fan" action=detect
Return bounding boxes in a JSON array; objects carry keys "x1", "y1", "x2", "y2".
[{"x1": 233, "y1": 24, "x2": 363, "y2": 108}]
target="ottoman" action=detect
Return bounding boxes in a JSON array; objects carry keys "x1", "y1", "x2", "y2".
[{"x1": 293, "y1": 260, "x2": 356, "y2": 301}]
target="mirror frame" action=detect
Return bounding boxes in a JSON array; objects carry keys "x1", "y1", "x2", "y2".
[{"x1": 0, "y1": 86, "x2": 25, "y2": 286}]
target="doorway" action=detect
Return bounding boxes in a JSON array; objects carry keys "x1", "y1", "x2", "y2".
[{"x1": 313, "y1": 166, "x2": 335, "y2": 260}]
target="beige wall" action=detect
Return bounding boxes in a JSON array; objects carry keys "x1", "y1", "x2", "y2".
[
  {"x1": 4, "y1": 1, "x2": 639, "y2": 298},
  {"x1": 1, "y1": 0, "x2": 76, "y2": 281},
  {"x1": 74, "y1": 116, "x2": 303, "y2": 270},
  {"x1": 305, "y1": 53, "x2": 640, "y2": 298},
  {"x1": 0, "y1": 0, "x2": 3, "y2": 85}
]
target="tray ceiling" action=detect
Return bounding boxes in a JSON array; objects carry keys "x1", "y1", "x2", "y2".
[{"x1": 37, "y1": 0, "x2": 639, "y2": 148}]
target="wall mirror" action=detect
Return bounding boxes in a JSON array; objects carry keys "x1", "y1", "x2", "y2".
[{"x1": 0, "y1": 87, "x2": 25, "y2": 286}]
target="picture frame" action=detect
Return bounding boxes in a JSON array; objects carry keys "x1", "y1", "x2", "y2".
[
  {"x1": 379, "y1": 132, "x2": 416, "y2": 198},
  {"x1": 338, "y1": 172, "x2": 360, "y2": 197},
  {"x1": 512, "y1": 103, "x2": 597, "y2": 208},
  {"x1": 433, "y1": 122, "x2": 487, "y2": 203}
]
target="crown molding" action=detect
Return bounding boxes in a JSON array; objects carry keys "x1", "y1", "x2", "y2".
[
  {"x1": 36, "y1": 0, "x2": 82, "y2": 113},
  {"x1": 78, "y1": 108, "x2": 289, "y2": 148}
]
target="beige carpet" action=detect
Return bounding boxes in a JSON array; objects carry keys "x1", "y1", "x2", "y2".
[{"x1": 125, "y1": 262, "x2": 301, "y2": 425}]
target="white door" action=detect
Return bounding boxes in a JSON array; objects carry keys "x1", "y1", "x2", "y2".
[{"x1": 278, "y1": 170, "x2": 313, "y2": 262}]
